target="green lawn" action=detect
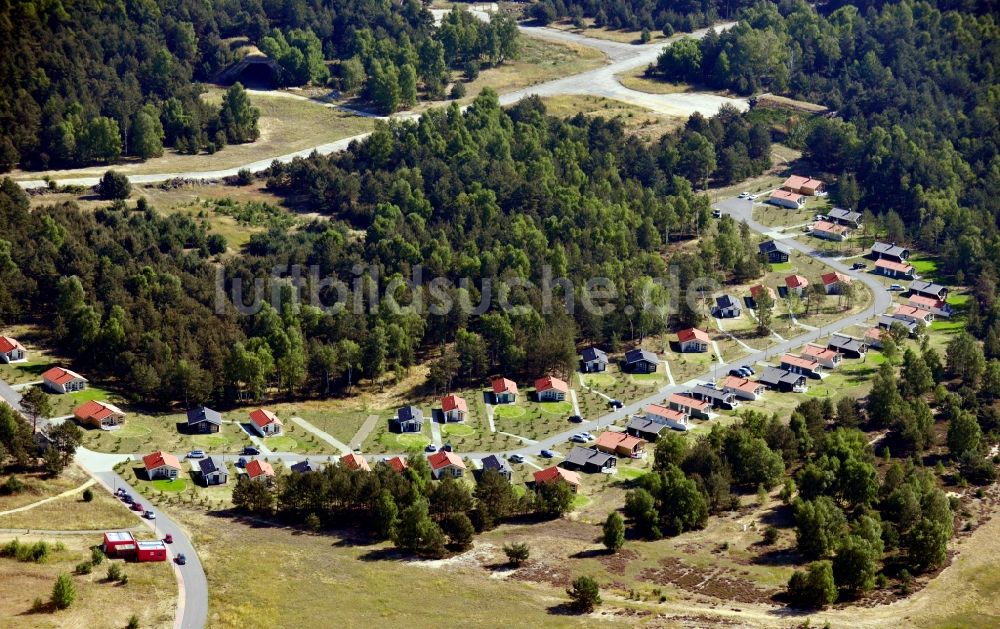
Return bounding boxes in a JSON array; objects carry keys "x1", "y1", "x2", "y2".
[
  {"x1": 263, "y1": 435, "x2": 298, "y2": 451},
  {"x1": 539, "y1": 400, "x2": 573, "y2": 415},
  {"x1": 441, "y1": 423, "x2": 475, "y2": 438},
  {"x1": 770, "y1": 262, "x2": 793, "y2": 272},
  {"x1": 395, "y1": 433, "x2": 431, "y2": 450},
  {"x1": 581, "y1": 373, "x2": 616, "y2": 388},
  {"x1": 47, "y1": 385, "x2": 118, "y2": 416},
  {"x1": 151, "y1": 478, "x2": 188, "y2": 492},
  {"x1": 909, "y1": 254, "x2": 940, "y2": 279},
  {"x1": 493, "y1": 404, "x2": 526, "y2": 418}
]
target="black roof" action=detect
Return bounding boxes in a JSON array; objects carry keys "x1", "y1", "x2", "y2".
[
  {"x1": 564, "y1": 446, "x2": 615, "y2": 468},
  {"x1": 624, "y1": 348, "x2": 658, "y2": 364},
  {"x1": 481, "y1": 454, "x2": 512, "y2": 473},
  {"x1": 290, "y1": 460, "x2": 316, "y2": 474},
  {"x1": 187, "y1": 406, "x2": 222, "y2": 425},
  {"x1": 828, "y1": 208, "x2": 862, "y2": 222},
  {"x1": 627, "y1": 416, "x2": 668, "y2": 436},
  {"x1": 198, "y1": 456, "x2": 226, "y2": 475},
  {"x1": 872, "y1": 242, "x2": 909, "y2": 257},
  {"x1": 397, "y1": 406, "x2": 424, "y2": 422},
  {"x1": 910, "y1": 280, "x2": 947, "y2": 296},
  {"x1": 758, "y1": 240, "x2": 790, "y2": 255},
  {"x1": 879, "y1": 315, "x2": 917, "y2": 331},
  {"x1": 828, "y1": 334, "x2": 866, "y2": 352},
  {"x1": 759, "y1": 367, "x2": 804, "y2": 386},
  {"x1": 690, "y1": 385, "x2": 733, "y2": 401},
  {"x1": 716, "y1": 294, "x2": 739, "y2": 309},
  {"x1": 580, "y1": 347, "x2": 608, "y2": 362}
]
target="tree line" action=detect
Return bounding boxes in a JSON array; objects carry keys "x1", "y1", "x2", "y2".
[{"x1": 528, "y1": 0, "x2": 755, "y2": 34}]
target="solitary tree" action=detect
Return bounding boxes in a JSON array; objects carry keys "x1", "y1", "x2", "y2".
[
  {"x1": 787, "y1": 560, "x2": 837, "y2": 608},
  {"x1": 503, "y1": 542, "x2": 529, "y2": 566},
  {"x1": 602, "y1": 511, "x2": 625, "y2": 552},
  {"x1": 50, "y1": 573, "x2": 75, "y2": 609},
  {"x1": 96, "y1": 170, "x2": 131, "y2": 199},
  {"x1": 20, "y1": 385, "x2": 51, "y2": 433},
  {"x1": 566, "y1": 575, "x2": 602, "y2": 612}
]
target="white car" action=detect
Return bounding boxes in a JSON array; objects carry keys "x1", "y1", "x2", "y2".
[
  {"x1": 570, "y1": 434, "x2": 588, "y2": 443},
  {"x1": 583, "y1": 432, "x2": 596, "y2": 441},
  {"x1": 748, "y1": 194, "x2": 759, "y2": 200},
  {"x1": 738, "y1": 192, "x2": 749, "y2": 199}
]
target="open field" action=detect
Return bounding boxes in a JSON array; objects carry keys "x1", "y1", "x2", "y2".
[
  {"x1": 0, "y1": 481, "x2": 137, "y2": 531},
  {"x1": 540, "y1": 94, "x2": 683, "y2": 138},
  {"x1": 81, "y1": 412, "x2": 254, "y2": 455},
  {"x1": 0, "y1": 532, "x2": 176, "y2": 628},
  {"x1": 0, "y1": 466, "x2": 96, "y2": 514},
  {"x1": 11, "y1": 87, "x2": 374, "y2": 182},
  {"x1": 548, "y1": 17, "x2": 669, "y2": 45}
]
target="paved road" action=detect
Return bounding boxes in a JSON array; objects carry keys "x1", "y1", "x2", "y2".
[
  {"x1": 16, "y1": 23, "x2": 741, "y2": 190},
  {"x1": 0, "y1": 378, "x2": 24, "y2": 415}
]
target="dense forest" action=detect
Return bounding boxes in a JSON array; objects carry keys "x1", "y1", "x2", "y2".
[
  {"x1": 652, "y1": 0, "x2": 1000, "y2": 293},
  {"x1": 528, "y1": 0, "x2": 754, "y2": 33},
  {"x1": 0, "y1": 92, "x2": 770, "y2": 407},
  {"x1": 0, "y1": 0, "x2": 518, "y2": 172}
]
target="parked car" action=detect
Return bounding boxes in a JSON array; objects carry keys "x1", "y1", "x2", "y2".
[
  {"x1": 236, "y1": 457, "x2": 248, "y2": 468},
  {"x1": 852, "y1": 262, "x2": 867, "y2": 270},
  {"x1": 608, "y1": 399, "x2": 624, "y2": 409},
  {"x1": 739, "y1": 367, "x2": 753, "y2": 377},
  {"x1": 144, "y1": 510, "x2": 156, "y2": 520},
  {"x1": 748, "y1": 194, "x2": 759, "y2": 200},
  {"x1": 738, "y1": 192, "x2": 749, "y2": 199},
  {"x1": 175, "y1": 553, "x2": 187, "y2": 565},
  {"x1": 131, "y1": 502, "x2": 143, "y2": 512},
  {"x1": 582, "y1": 432, "x2": 596, "y2": 441},
  {"x1": 890, "y1": 284, "x2": 904, "y2": 291},
  {"x1": 241, "y1": 446, "x2": 260, "y2": 456},
  {"x1": 163, "y1": 534, "x2": 173, "y2": 544},
  {"x1": 712, "y1": 209, "x2": 722, "y2": 218},
  {"x1": 424, "y1": 444, "x2": 437, "y2": 453},
  {"x1": 186, "y1": 450, "x2": 205, "y2": 459},
  {"x1": 540, "y1": 449, "x2": 555, "y2": 458},
  {"x1": 729, "y1": 368, "x2": 745, "y2": 377},
  {"x1": 742, "y1": 364, "x2": 756, "y2": 375},
  {"x1": 814, "y1": 214, "x2": 826, "y2": 221},
  {"x1": 442, "y1": 443, "x2": 453, "y2": 452},
  {"x1": 570, "y1": 434, "x2": 587, "y2": 443},
  {"x1": 568, "y1": 414, "x2": 583, "y2": 423},
  {"x1": 114, "y1": 488, "x2": 125, "y2": 497},
  {"x1": 507, "y1": 454, "x2": 525, "y2": 463}
]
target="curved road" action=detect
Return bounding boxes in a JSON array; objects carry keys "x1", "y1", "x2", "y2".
[{"x1": 15, "y1": 23, "x2": 741, "y2": 191}]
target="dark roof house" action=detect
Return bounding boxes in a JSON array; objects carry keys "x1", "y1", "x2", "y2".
[
  {"x1": 623, "y1": 348, "x2": 658, "y2": 373},
  {"x1": 186, "y1": 407, "x2": 222, "y2": 433},
  {"x1": 480, "y1": 454, "x2": 513, "y2": 481},
  {"x1": 713, "y1": 294, "x2": 741, "y2": 318},
  {"x1": 562, "y1": 446, "x2": 617, "y2": 473},
  {"x1": 758, "y1": 240, "x2": 790, "y2": 262}
]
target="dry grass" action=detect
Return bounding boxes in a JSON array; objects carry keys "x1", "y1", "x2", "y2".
[
  {"x1": 614, "y1": 68, "x2": 699, "y2": 95},
  {"x1": 0, "y1": 533, "x2": 175, "y2": 628},
  {"x1": 540, "y1": 94, "x2": 683, "y2": 138},
  {"x1": 0, "y1": 466, "x2": 92, "y2": 513},
  {"x1": 548, "y1": 17, "x2": 669, "y2": 45}
]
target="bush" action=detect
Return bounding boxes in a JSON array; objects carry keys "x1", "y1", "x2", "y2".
[
  {"x1": 304, "y1": 512, "x2": 321, "y2": 532},
  {"x1": 450, "y1": 82, "x2": 466, "y2": 100},
  {"x1": 787, "y1": 561, "x2": 837, "y2": 608},
  {"x1": 463, "y1": 61, "x2": 480, "y2": 81},
  {"x1": 1, "y1": 474, "x2": 25, "y2": 495},
  {"x1": 127, "y1": 614, "x2": 140, "y2": 629},
  {"x1": 75, "y1": 561, "x2": 92, "y2": 574},
  {"x1": 120, "y1": 573, "x2": 129, "y2": 585},
  {"x1": 97, "y1": 170, "x2": 131, "y2": 200},
  {"x1": 91, "y1": 547, "x2": 105, "y2": 565},
  {"x1": 107, "y1": 563, "x2": 123, "y2": 581},
  {"x1": 602, "y1": 512, "x2": 625, "y2": 552},
  {"x1": 763, "y1": 526, "x2": 779, "y2": 545},
  {"x1": 51, "y1": 573, "x2": 75, "y2": 609},
  {"x1": 503, "y1": 542, "x2": 530, "y2": 566},
  {"x1": 82, "y1": 488, "x2": 94, "y2": 502},
  {"x1": 235, "y1": 168, "x2": 254, "y2": 186},
  {"x1": 567, "y1": 575, "x2": 602, "y2": 612}
]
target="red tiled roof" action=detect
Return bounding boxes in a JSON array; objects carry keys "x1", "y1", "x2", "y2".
[
  {"x1": 384, "y1": 456, "x2": 408, "y2": 473},
  {"x1": 781, "y1": 354, "x2": 820, "y2": 370},
  {"x1": 875, "y1": 258, "x2": 913, "y2": 273},
  {"x1": 143, "y1": 451, "x2": 180, "y2": 471},
  {"x1": 246, "y1": 459, "x2": 275, "y2": 479},
  {"x1": 785, "y1": 274, "x2": 809, "y2": 289},
  {"x1": 0, "y1": 336, "x2": 24, "y2": 353},
  {"x1": 534, "y1": 375, "x2": 569, "y2": 393},
  {"x1": 893, "y1": 305, "x2": 930, "y2": 319},
  {"x1": 340, "y1": 453, "x2": 371, "y2": 472},
  {"x1": 721, "y1": 376, "x2": 762, "y2": 393},
  {"x1": 802, "y1": 344, "x2": 838, "y2": 361},
  {"x1": 644, "y1": 404, "x2": 687, "y2": 421},
  {"x1": 771, "y1": 189, "x2": 805, "y2": 202},
  {"x1": 813, "y1": 221, "x2": 848, "y2": 234},
  {"x1": 908, "y1": 294, "x2": 945, "y2": 309},
  {"x1": 865, "y1": 326, "x2": 883, "y2": 339},
  {"x1": 427, "y1": 450, "x2": 465, "y2": 470},
  {"x1": 491, "y1": 377, "x2": 518, "y2": 394},
  {"x1": 750, "y1": 285, "x2": 776, "y2": 301},
  {"x1": 74, "y1": 400, "x2": 124, "y2": 422},
  {"x1": 668, "y1": 393, "x2": 709, "y2": 411},
  {"x1": 441, "y1": 394, "x2": 468, "y2": 413},
  {"x1": 248, "y1": 408, "x2": 282, "y2": 429},
  {"x1": 596, "y1": 431, "x2": 644, "y2": 451},
  {"x1": 821, "y1": 272, "x2": 851, "y2": 286},
  {"x1": 533, "y1": 466, "x2": 580, "y2": 487},
  {"x1": 784, "y1": 175, "x2": 825, "y2": 190},
  {"x1": 41, "y1": 367, "x2": 86, "y2": 386},
  {"x1": 677, "y1": 327, "x2": 710, "y2": 343}
]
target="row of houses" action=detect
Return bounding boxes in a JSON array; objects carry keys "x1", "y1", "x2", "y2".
[
  {"x1": 767, "y1": 175, "x2": 828, "y2": 209},
  {"x1": 579, "y1": 347, "x2": 659, "y2": 374}
]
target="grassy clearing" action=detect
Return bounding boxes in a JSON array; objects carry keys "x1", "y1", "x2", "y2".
[
  {"x1": 540, "y1": 94, "x2": 682, "y2": 138},
  {"x1": 14, "y1": 88, "x2": 374, "y2": 182},
  {"x1": 548, "y1": 17, "x2": 669, "y2": 44},
  {"x1": 752, "y1": 202, "x2": 815, "y2": 229},
  {"x1": 0, "y1": 473, "x2": 138, "y2": 531},
  {"x1": 0, "y1": 533, "x2": 175, "y2": 628},
  {"x1": 45, "y1": 385, "x2": 117, "y2": 418},
  {"x1": 493, "y1": 404, "x2": 526, "y2": 419},
  {"x1": 0, "y1": 466, "x2": 93, "y2": 513},
  {"x1": 151, "y1": 479, "x2": 187, "y2": 493},
  {"x1": 81, "y1": 412, "x2": 253, "y2": 456},
  {"x1": 538, "y1": 400, "x2": 573, "y2": 415},
  {"x1": 117, "y1": 461, "x2": 236, "y2": 512}
]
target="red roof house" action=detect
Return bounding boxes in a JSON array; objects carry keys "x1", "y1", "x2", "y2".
[
  {"x1": 750, "y1": 285, "x2": 776, "y2": 303},
  {"x1": 143, "y1": 451, "x2": 181, "y2": 480},
  {"x1": 41, "y1": 366, "x2": 87, "y2": 394},
  {"x1": 248, "y1": 408, "x2": 283, "y2": 436},
  {"x1": 73, "y1": 400, "x2": 126, "y2": 430},
  {"x1": 490, "y1": 377, "x2": 518, "y2": 403},
  {"x1": 801, "y1": 344, "x2": 842, "y2": 369},
  {"x1": 428, "y1": 450, "x2": 466, "y2": 479},
  {"x1": 785, "y1": 274, "x2": 810, "y2": 296},
  {"x1": 441, "y1": 394, "x2": 468, "y2": 422},
  {"x1": 875, "y1": 258, "x2": 915, "y2": 279},
  {"x1": 677, "y1": 327, "x2": 710, "y2": 353},
  {"x1": 246, "y1": 459, "x2": 275, "y2": 482},
  {"x1": 0, "y1": 336, "x2": 25, "y2": 363},
  {"x1": 782, "y1": 175, "x2": 826, "y2": 196},
  {"x1": 533, "y1": 466, "x2": 581, "y2": 492},
  {"x1": 341, "y1": 452, "x2": 371, "y2": 472},
  {"x1": 595, "y1": 431, "x2": 646, "y2": 458},
  {"x1": 382, "y1": 455, "x2": 408, "y2": 473},
  {"x1": 821, "y1": 272, "x2": 852, "y2": 294},
  {"x1": 534, "y1": 375, "x2": 569, "y2": 401}
]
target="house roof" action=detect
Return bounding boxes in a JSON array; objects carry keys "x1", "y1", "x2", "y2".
[
  {"x1": 668, "y1": 393, "x2": 709, "y2": 411},
  {"x1": 441, "y1": 394, "x2": 468, "y2": 413},
  {"x1": 910, "y1": 280, "x2": 947, "y2": 296},
  {"x1": 249, "y1": 408, "x2": 282, "y2": 429},
  {"x1": 143, "y1": 450, "x2": 180, "y2": 471},
  {"x1": 750, "y1": 284, "x2": 776, "y2": 301},
  {"x1": 715, "y1": 294, "x2": 739, "y2": 309},
  {"x1": 481, "y1": 454, "x2": 512, "y2": 473},
  {"x1": 722, "y1": 375, "x2": 763, "y2": 393},
  {"x1": 73, "y1": 400, "x2": 124, "y2": 422},
  {"x1": 785, "y1": 274, "x2": 809, "y2": 289},
  {"x1": 780, "y1": 353, "x2": 820, "y2": 370},
  {"x1": 397, "y1": 405, "x2": 424, "y2": 422},
  {"x1": 828, "y1": 208, "x2": 861, "y2": 222},
  {"x1": 534, "y1": 375, "x2": 569, "y2": 393},
  {"x1": 595, "y1": 431, "x2": 644, "y2": 451},
  {"x1": 0, "y1": 336, "x2": 24, "y2": 353},
  {"x1": 198, "y1": 456, "x2": 226, "y2": 475},
  {"x1": 677, "y1": 327, "x2": 710, "y2": 343},
  {"x1": 624, "y1": 348, "x2": 658, "y2": 365},
  {"x1": 41, "y1": 367, "x2": 86, "y2": 386},
  {"x1": 908, "y1": 294, "x2": 946, "y2": 309},
  {"x1": 644, "y1": 404, "x2": 688, "y2": 421},
  {"x1": 533, "y1": 466, "x2": 580, "y2": 487},
  {"x1": 290, "y1": 460, "x2": 316, "y2": 474},
  {"x1": 759, "y1": 367, "x2": 805, "y2": 386},
  {"x1": 428, "y1": 450, "x2": 465, "y2": 470},
  {"x1": 893, "y1": 305, "x2": 930, "y2": 319},
  {"x1": 758, "y1": 240, "x2": 790, "y2": 255},
  {"x1": 821, "y1": 272, "x2": 851, "y2": 286},
  {"x1": 770, "y1": 189, "x2": 805, "y2": 203},
  {"x1": 875, "y1": 258, "x2": 913, "y2": 273},
  {"x1": 828, "y1": 334, "x2": 867, "y2": 352},
  {"x1": 783, "y1": 175, "x2": 824, "y2": 189},
  {"x1": 341, "y1": 453, "x2": 371, "y2": 472},
  {"x1": 565, "y1": 446, "x2": 615, "y2": 468},
  {"x1": 812, "y1": 220, "x2": 848, "y2": 234},
  {"x1": 580, "y1": 347, "x2": 608, "y2": 363},
  {"x1": 383, "y1": 456, "x2": 407, "y2": 473},
  {"x1": 865, "y1": 326, "x2": 883, "y2": 340},
  {"x1": 186, "y1": 406, "x2": 222, "y2": 426},
  {"x1": 626, "y1": 416, "x2": 668, "y2": 436},
  {"x1": 872, "y1": 242, "x2": 909, "y2": 257},
  {"x1": 802, "y1": 344, "x2": 839, "y2": 361},
  {"x1": 491, "y1": 377, "x2": 518, "y2": 395},
  {"x1": 246, "y1": 459, "x2": 275, "y2": 479},
  {"x1": 879, "y1": 315, "x2": 917, "y2": 331},
  {"x1": 690, "y1": 385, "x2": 732, "y2": 402}
]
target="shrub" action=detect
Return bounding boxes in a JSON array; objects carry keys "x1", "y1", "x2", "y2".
[
  {"x1": 304, "y1": 512, "x2": 321, "y2": 532},
  {"x1": 75, "y1": 561, "x2": 92, "y2": 574},
  {"x1": 51, "y1": 573, "x2": 75, "y2": 609},
  {"x1": 763, "y1": 526, "x2": 779, "y2": 545},
  {"x1": 450, "y1": 82, "x2": 466, "y2": 99},
  {"x1": 31, "y1": 597, "x2": 44, "y2": 612},
  {"x1": 235, "y1": 168, "x2": 254, "y2": 186},
  {"x1": 127, "y1": 614, "x2": 140, "y2": 629},
  {"x1": 107, "y1": 563, "x2": 123, "y2": 581},
  {"x1": 82, "y1": 487, "x2": 94, "y2": 502},
  {"x1": 567, "y1": 575, "x2": 602, "y2": 612},
  {"x1": 503, "y1": 542, "x2": 529, "y2": 566},
  {"x1": 120, "y1": 573, "x2": 129, "y2": 585},
  {"x1": 787, "y1": 561, "x2": 837, "y2": 608},
  {"x1": 1, "y1": 474, "x2": 25, "y2": 495},
  {"x1": 91, "y1": 547, "x2": 105, "y2": 565},
  {"x1": 97, "y1": 170, "x2": 131, "y2": 199}
]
